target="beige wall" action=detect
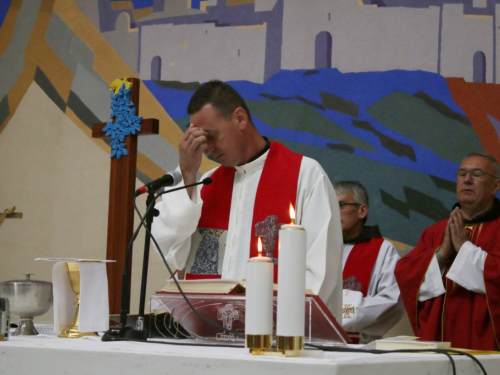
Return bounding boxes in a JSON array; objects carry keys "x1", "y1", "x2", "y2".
[{"x1": 0, "y1": 82, "x2": 167, "y2": 324}]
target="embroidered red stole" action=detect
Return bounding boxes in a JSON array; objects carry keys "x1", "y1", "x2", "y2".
[
  {"x1": 343, "y1": 237, "x2": 384, "y2": 296},
  {"x1": 187, "y1": 142, "x2": 303, "y2": 282}
]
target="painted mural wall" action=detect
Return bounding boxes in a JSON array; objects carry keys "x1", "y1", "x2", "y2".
[{"x1": 1, "y1": 0, "x2": 499, "y2": 324}]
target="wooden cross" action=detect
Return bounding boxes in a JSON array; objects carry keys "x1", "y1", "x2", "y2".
[
  {"x1": 92, "y1": 77, "x2": 159, "y2": 314},
  {"x1": 0, "y1": 207, "x2": 23, "y2": 228}
]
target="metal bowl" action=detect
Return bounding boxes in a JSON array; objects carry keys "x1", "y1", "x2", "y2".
[{"x1": 0, "y1": 274, "x2": 53, "y2": 335}]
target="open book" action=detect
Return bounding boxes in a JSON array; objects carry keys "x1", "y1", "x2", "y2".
[
  {"x1": 159, "y1": 279, "x2": 309, "y2": 295},
  {"x1": 366, "y1": 336, "x2": 451, "y2": 350},
  {"x1": 159, "y1": 279, "x2": 247, "y2": 294}
]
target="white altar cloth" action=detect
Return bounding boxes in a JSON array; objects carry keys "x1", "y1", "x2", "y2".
[{"x1": 1, "y1": 332, "x2": 499, "y2": 375}]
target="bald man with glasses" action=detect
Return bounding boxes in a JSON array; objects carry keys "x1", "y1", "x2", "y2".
[{"x1": 395, "y1": 152, "x2": 500, "y2": 350}]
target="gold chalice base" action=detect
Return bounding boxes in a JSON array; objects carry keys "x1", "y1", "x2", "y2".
[
  {"x1": 58, "y1": 262, "x2": 99, "y2": 339},
  {"x1": 58, "y1": 327, "x2": 98, "y2": 339}
]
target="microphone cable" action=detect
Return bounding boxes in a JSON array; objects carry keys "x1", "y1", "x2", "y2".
[
  {"x1": 131, "y1": 178, "x2": 245, "y2": 340},
  {"x1": 302, "y1": 345, "x2": 488, "y2": 375},
  {"x1": 122, "y1": 179, "x2": 488, "y2": 375}
]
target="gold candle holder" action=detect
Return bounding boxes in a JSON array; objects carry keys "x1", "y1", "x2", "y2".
[
  {"x1": 245, "y1": 334, "x2": 273, "y2": 355},
  {"x1": 276, "y1": 336, "x2": 304, "y2": 357},
  {"x1": 58, "y1": 262, "x2": 98, "y2": 339}
]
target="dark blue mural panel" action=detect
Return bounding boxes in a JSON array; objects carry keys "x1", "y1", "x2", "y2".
[
  {"x1": 0, "y1": 0, "x2": 12, "y2": 30},
  {"x1": 144, "y1": 69, "x2": 483, "y2": 246}
]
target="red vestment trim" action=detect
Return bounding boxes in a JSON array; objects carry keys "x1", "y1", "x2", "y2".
[
  {"x1": 198, "y1": 166, "x2": 235, "y2": 230},
  {"x1": 343, "y1": 237, "x2": 384, "y2": 297},
  {"x1": 186, "y1": 142, "x2": 303, "y2": 282},
  {"x1": 185, "y1": 273, "x2": 221, "y2": 280}
]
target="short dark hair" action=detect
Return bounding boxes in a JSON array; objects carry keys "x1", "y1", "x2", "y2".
[
  {"x1": 187, "y1": 80, "x2": 253, "y2": 122},
  {"x1": 464, "y1": 152, "x2": 500, "y2": 177}
]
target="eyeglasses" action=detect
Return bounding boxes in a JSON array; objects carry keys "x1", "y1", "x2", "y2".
[
  {"x1": 456, "y1": 168, "x2": 500, "y2": 181},
  {"x1": 339, "y1": 202, "x2": 361, "y2": 209}
]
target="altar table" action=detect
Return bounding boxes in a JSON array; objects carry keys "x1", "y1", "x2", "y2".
[{"x1": 1, "y1": 331, "x2": 499, "y2": 375}]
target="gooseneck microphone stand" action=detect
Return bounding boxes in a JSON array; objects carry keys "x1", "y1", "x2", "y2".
[
  {"x1": 135, "y1": 190, "x2": 157, "y2": 334},
  {"x1": 101, "y1": 179, "x2": 211, "y2": 342},
  {"x1": 101, "y1": 191, "x2": 154, "y2": 341}
]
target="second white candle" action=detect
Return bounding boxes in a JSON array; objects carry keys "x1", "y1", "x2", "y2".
[{"x1": 276, "y1": 219, "x2": 307, "y2": 337}]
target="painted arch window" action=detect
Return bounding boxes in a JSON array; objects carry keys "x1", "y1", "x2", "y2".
[
  {"x1": 473, "y1": 51, "x2": 486, "y2": 83},
  {"x1": 315, "y1": 31, "x2": 332, "y2": 69}
]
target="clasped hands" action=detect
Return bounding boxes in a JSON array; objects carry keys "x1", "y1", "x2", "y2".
[{"x1": 437, "y1": 207, "x2": 469, "y2": 262}]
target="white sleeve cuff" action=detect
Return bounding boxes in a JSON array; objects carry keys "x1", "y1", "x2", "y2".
[
  {"x1": 446, "y1": 241, "x2": 486, "y2": 294},
  {"x1": 418, "y1": 256, "x2": 446, "y2": 302}
]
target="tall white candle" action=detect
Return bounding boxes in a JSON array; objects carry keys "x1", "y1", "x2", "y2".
[
  {"x1": 277, "y1": 204, "x2": 306, "y2": 338},
  {"x1": 245, "y1": 237, "x2": 274, "y2": 336}
]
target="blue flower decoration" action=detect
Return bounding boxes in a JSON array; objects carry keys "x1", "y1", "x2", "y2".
[{"x1": 104, "y1": 83, "x2": 143, "y2": 159}]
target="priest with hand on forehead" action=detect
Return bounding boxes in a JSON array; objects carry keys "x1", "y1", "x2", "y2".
[{"x1": 151, "y1": 80, "x2": 344, "y2": 321}]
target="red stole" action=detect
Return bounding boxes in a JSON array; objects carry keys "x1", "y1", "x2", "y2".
[
  {"x1": 187, "y1": 142, "x2": 303, "y2": 282},
  {"x1": 343, "y1": 237, "x2": 384, "y2": 296},
  {"x1": 395, "y1": 219, "x2": 500, "y2": 350}
]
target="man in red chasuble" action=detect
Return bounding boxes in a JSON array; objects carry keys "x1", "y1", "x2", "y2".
[
  {"x1": 334, "y1": 181, "x2": 404, "y2": 344},
  {"x1": 151, "y1": 80, "x2": 344, "y2": 321},
  {"x1": 395, "y1": 152, "x2": 500, "y2": 350}
]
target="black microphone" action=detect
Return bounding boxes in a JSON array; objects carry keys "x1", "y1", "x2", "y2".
[
  {"x1": 157, "y1": 176, "x2": 212, "y2": 196},
  {"x1": 201, "y1": 177, "x2": 213, "y2": 185},
  {"x1": 135, "y1": 170, "x2": 183, "y2": 196}
]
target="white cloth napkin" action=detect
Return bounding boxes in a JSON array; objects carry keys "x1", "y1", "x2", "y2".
[{"x1": 52, "y1": 261, "x2": 109, "y2": 332}]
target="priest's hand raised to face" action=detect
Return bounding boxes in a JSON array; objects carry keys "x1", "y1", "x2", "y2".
[{"x1": 179, "y1": 124, "x2": 207, "y2": 196}]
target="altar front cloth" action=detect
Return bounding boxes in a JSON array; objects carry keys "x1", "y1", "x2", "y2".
[{"x1": 1, "y1": 333, "x2": 499, "y2": 375}]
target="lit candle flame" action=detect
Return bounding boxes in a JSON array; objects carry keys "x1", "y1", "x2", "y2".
[
  {"x1": 258, "y1": 237, "x2": 263, "y2": 257},
  {"x1": 289, "y1": 204, "x2": 296, "y2": 225}
]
